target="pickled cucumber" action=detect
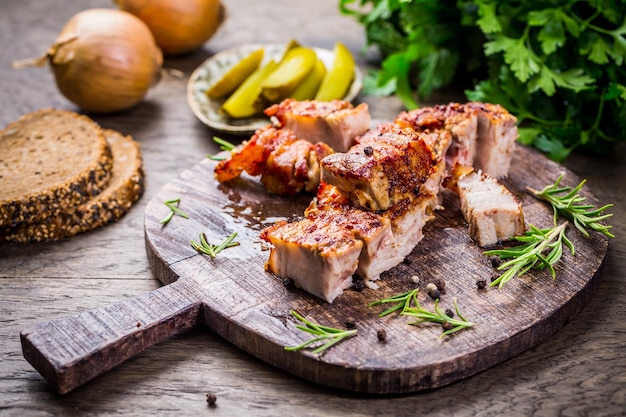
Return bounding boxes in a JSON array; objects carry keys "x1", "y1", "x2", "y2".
[
  {"x1": 206, "y1": 49, "x2": 264, "y2": 99},
  {"x1": 221, "y1": 60, "x2": 278, "y2": 119},
  {"x1": 291, "y1": 58, "x2": 326, "y2": 101},
  {"x1": 261, "y1": 47, "x2": 317, "y2": 103},
  {"x1": 314, "y1": 43, "x2": 355, "y2": 101}
]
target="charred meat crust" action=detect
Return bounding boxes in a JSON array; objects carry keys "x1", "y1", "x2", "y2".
[{"x1": 320, "y1": 124, "x2": 436, "y2": 212}]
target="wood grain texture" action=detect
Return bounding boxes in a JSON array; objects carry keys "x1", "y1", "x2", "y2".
[{"x1": 1, "y1": 0, "x2": 624, "y2": 415}]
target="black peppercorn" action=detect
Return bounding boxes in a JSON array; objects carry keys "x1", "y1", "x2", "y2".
[
  {"x1": 442, "y1": 322, "x2": 454, "y2": 331},
  {"x1": 377, "y1": 329, "x2": 387, "y2": 342},
  {"x1": 363, "y1": 146, "x2": 374, "y2": 156},
  {"x1": 206, "y1": 392, "x2": 217, "y2": 406},
  {"x1": 353, "y1": 279, "x2": 365, "y2": 292},
  {"x1": 444, "y1": 308, "x2": 454, "y2": 318},
  {"x1": 476, "y1": 279, "x2": 487, "y2": 289}
]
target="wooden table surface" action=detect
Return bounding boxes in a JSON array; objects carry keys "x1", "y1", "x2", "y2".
[{"x1": 1, "y1": 1, "x2": 624, "y2": 416}]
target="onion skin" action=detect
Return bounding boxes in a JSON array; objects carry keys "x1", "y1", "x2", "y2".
[
  {"x1": 116, "y1": 0, "x2": 225, "y2": 56},
  {"x1": 49, "y1": 8, "x2": 163, "y2": 113}
]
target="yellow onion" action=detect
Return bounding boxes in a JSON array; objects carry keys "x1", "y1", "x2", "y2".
[
  {"x1": 43, "y1": 8, "x2": 162, "y2": 113},
  {"x1": 116, "y1": 0, "x2": 225, "y2": 56}
]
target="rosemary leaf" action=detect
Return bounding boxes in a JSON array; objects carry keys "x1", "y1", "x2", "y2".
[
  {"x1": 402, "y1": 298, "x2": 474, "y2": 337},
  {"x1": 190, "y1": 232, "x2": 239, "y2": 258},
  {"x1": 368, "y1": 288, "x2": 419, "y2": 317},
  {"x1": 207, "y1": 154, "x2": 227, "y2": 161},
  {"x1": 213, "y1": 136, "x2": 236, "y2": 151},
  {"x1": 207, "y1": 136, "x2": 237, "y2": 161},
  {"x1": 528, "y1": 174, "x2": 615, "y2": 238},
  {"x1": 160, "y1": 198, "x2": 189, "y2": 224},
  {"x1": 285, "y1": 310, "x2": 357, "y2": 355}
]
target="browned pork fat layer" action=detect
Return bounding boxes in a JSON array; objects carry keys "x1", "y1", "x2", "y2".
[
  {"x1": 264, "y1": 98, "x2": 371, "y2": 152},
  {"x1": 395, "y1": 102, "x2": 518, "y2": 178},
  {"x1": 215, "y1": 125, "x2": 333, "y2": 196}
]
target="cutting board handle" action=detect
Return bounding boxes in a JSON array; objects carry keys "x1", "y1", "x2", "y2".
[{"x1": 20, "y1": 278, "x2": 202, "y2": 394}]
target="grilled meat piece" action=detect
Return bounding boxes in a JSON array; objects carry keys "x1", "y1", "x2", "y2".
[
  {"x1": 320, "y1": 124, "x2": 436, "y2": 212},
  {"x1": 214, "y1": 125, "x2": 333, "y2": 196},
  {"x1": 418, "y1": 128, "x2": 452, "y2": 198},
  {"x1": 261, "y1": 183, "x2": 439, "y2": 302},
  {"x1": 466, "y1": 102, "x2": 518, "y2": 178},
  {"x1": 448, "y1": 164, "x2": 525, "y2": 247},
  {"x1": 260, "y1": 218, "x2": 363, "y2": 303},
  {"x1": 215, "y1": 126, "x2": 296, "y2": 182},
  {"x1": 395, "y1": 102, "x2": 518, "y2": 178},
  {"x1": 264, "y1": 99, "x2": 371, "y2": 152},
  {"x1": 261, "y1": 140, "x2": 333, "y2": 195},
  {"x1": 305, "y1": 183, "x2": 398, "y2": 282},
  {"x1": 395, "y1": 102, "x2": 478, "y2": 170},
  {"x1": 381, "y1": 193, "x2": 438, "y2": 259}
]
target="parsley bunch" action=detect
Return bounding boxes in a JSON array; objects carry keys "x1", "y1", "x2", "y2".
[{"x1": 340, "y1": 0, "x2": 626, "y2": 161}]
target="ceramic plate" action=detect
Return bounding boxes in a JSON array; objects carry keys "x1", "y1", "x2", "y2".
[{"x1": 187, "y1": 43, "x2": 364, "y2": 135}]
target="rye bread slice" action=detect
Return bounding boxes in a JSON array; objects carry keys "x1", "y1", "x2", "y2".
[
  {"x1": 2, "y1": 129, "x2": 145, "y2": 243},
  {"x1": 0, "y1": 108, "x2": 114, "y2": 227}
]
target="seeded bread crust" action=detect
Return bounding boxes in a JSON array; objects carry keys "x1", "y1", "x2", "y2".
[
  {"x1": 0, "y1": 109, "x2": 114, "y2": 227},
  {"x1": 2, "y1": 129, "x2": 145, "y2": 243}
]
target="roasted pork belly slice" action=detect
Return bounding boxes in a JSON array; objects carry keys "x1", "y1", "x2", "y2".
[
  {"x1": 418, "y1": 129, "x2": 452, "y2": 197},
  {"x1": 466, "y1": 102, "x2": 518, "y2": 178},
  {"x1": 382, "y1": 193, "x2": 439, "y2": 260},
  {"x1": 309, "y1": 183, "x2": 439, "y2": 278},
  {"x1": 261, "y1": 140, "x2": 333, "y2": 196},
  {"x1": 449, "y1": 165, "x2": 525, "y2": 247},
  {"x1": 264, "y1": 99, "x2": 371, "y2": 152},
  {"x1": 395, "y1": 102, "x2": 478, "y2": 170},
  {"x1": 320, "y1": 124, "x2": 436, "y2": 212},
  {"x1": 305, "y1": 183, "x2": 398, "y2": 282},
  {"x1": 215, "y1": 125, "x2": 296, "y2": 182},
  {"x1": 260, "y1": 219, "x2": 363, "y2": 303},
  {"x1": 214, "y1": 125, "x2": 333, "y2": 196}
]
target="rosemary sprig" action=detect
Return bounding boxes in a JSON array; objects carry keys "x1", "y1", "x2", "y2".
[
  {"x1": 160, "y1": 198, "x2": 189, "y2": 224},
  {"x1": 207, "y1": 136, "x2": 236, "y2": 161},
  {"x1": 284, "y1": 310, "x2": 357, "y2": 355},
  {"x1": 368, "y1": 288, "x2": 419, "y2": 317},
  {"x1": 484, "y1": 222, "x2": 575, "y2": 288},
  {"x1": 403, "y1": 298, "x2": 474, "y2": 337},
  {"x1": 369, "y1": 290, "x2": 474, "y2": 337},
  {"x1": 528, "y1": 174, "x2": 614, "y2": 238},
  {"x1": 190, "y1": 232, "x2": 240, "y2": 258}
]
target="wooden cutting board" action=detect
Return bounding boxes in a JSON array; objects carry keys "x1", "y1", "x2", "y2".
[{"x1": 21, "y1": 144, "x2": 609, "y2": 395}]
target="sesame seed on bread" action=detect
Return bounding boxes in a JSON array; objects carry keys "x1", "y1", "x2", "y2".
[
  {"x1": 0, "y1": 108, "x2": 114, "y2": 227},
  {"x1": 1, "y1": 129, "x2": 145, "y2": 243}
]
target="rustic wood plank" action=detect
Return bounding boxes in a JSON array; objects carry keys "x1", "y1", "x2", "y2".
[{"x1": 20, "y1": 279, "x2": 203, "y2": 394}]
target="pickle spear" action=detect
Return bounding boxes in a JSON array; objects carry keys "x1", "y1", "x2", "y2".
[
  {"x1": 206, "y1": 48, "x2": 264, "y2": 99},
  {"x1": 314, "y1": 42, "x2": 355, "y2": 101},
  {"x1": 290, "y1": 58, "x2": 326, "y2": 100},
  {"x1": 261, "y1": 47, "x2": 317, "y2": 103},
  {"x1": 222, "y1": 60, "x2": 278, "y2": 119}
]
